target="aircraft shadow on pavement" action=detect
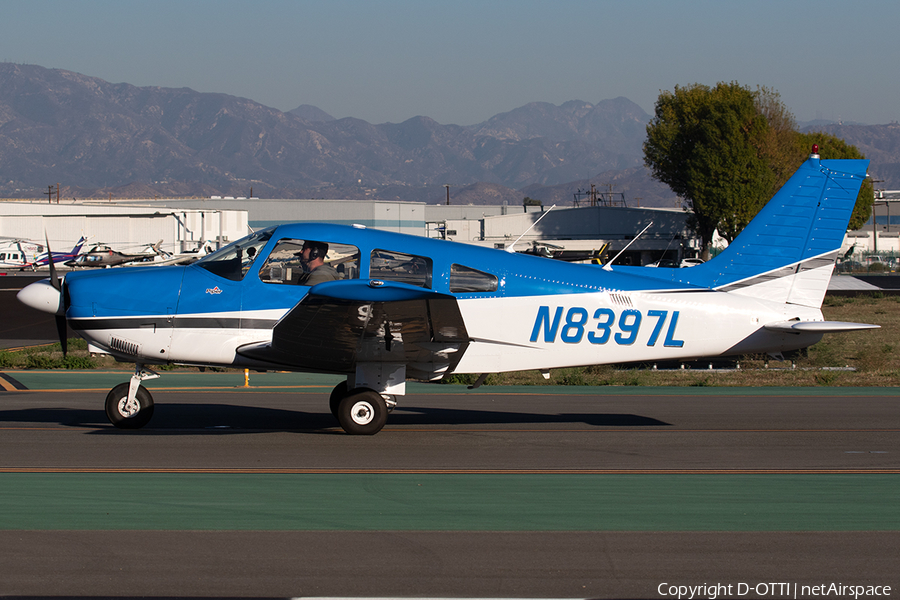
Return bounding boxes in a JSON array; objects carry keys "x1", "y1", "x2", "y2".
[
  {"x1": 0, "y1": 403, "x2": 671, "y2": 433},
  {"x1": 390, "y1": 406, "x2": 670, "y2": 428}
]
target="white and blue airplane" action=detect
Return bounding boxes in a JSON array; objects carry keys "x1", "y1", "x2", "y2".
[{"x1": 18, "y1": 147, "x2": 877, "y2": 435}]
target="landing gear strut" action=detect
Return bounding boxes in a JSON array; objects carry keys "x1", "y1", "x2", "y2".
[{"x1": 105, "y1": 364, "x2": 159, "y2": 429}]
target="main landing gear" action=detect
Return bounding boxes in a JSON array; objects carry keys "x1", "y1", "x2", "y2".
[{"x1": 329, "y1": 381, "x2": 396, "y2": 435}]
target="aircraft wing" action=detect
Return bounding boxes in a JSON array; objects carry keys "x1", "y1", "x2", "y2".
[
  {"x1": 236, "y1": 279, "x2": 469, "y2": 380},
  {"x1": 763, "y1": 320, "x2": 880, "y2": 334}
]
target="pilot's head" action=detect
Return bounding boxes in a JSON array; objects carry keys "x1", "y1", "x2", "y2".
[{"x1": 300, "y1": 240, "x2": 328, "y2": 266}]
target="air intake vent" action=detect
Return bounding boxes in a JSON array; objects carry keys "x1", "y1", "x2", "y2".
[
  {"x1": 609, "y1": 293, "x2": 633, "y2": 307},
  {"x1": 109, "y1": 336, "x2": 140, "y2": 356}
]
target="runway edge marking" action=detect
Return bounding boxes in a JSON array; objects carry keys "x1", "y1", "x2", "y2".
[{"x1": 0, "y1": 372, "x2": 27, "y2": 391}]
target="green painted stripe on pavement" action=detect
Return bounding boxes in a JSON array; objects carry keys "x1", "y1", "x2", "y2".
[
  {"x1": 3, "y1": 370, "x2": 899, "y2": 396},
  {"x1": 0, "y1": 370, "x2": 344, "y2": 391},
  {"x1": 1, "y1": 474, "x2": 897, "y2": 531}
]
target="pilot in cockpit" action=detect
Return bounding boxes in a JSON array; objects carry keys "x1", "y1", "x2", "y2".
[{"x1": 296, "y1": 240, "x2": 340, "y2": 285}]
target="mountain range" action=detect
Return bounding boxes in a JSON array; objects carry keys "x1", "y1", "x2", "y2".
[{"x1": 2, "y1": 62, "x2": 898, "y2": 206}]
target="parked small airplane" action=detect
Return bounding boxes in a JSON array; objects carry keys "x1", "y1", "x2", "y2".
[
  {"x1": 65, "y1": 240, "x2": 163, "y2": 268},
  {"x1": 647, "y1": 257, "x2": 705, "y2": 268},
  {"x1": 18, "y1": 148, "x2": 878, "y2": 434},
  {"x1": 31, "y1": 236, "x2": 88, "y2": 269},
  {"x1": 521, "y1": 240, "x2": 610, "y2": 264},
  {"x1": 149, "y1": 243, "x2": 215, "y2": 267}
]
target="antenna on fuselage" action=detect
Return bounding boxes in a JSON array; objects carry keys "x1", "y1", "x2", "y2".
[
  {"x1": 506, "y1": 204, "x2": 556, "y2": 253},
  {"x1": 602, "y1": 221, "x2": 653, "y2": 271}
]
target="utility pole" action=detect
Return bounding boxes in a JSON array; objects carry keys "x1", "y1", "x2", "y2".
[
  {"x1": 56, "y1": 183, "x2": 60, "y2": 203},
  {"x1": 45, "y1": 185, "x2": 54, "y2": 204},
  {"x1": 444, "y1": 184, "x2": 450, "y2": 205},
  {"x1": 873, "y1": 202, "x2": 879, "y2": 254},
  {"x1": 873, "y1": 181, "x2": 885, "y2": 253}
]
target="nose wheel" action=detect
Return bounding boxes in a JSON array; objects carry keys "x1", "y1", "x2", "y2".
[
  {"x1": 105, "y1": 364, "x2": 160, "y2": 429},
  {"x1": 105, "y1": 382, "x2": 154, "y2": 429}
]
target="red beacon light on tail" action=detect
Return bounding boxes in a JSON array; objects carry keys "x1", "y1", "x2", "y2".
[{"x1": 811, "y1": 144, "x2": 820, "y2": 158}]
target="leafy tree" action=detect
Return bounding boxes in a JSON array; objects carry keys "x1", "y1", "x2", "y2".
[
  {"x1": 645, "y1": 82, "x2": 873, "y2": 254},
  {"x1": 754, "y1": 86, "x2": 800, "y2": 189},
  {"x1": 644, "y1": 82, "x2": 774, "y2": 257}
]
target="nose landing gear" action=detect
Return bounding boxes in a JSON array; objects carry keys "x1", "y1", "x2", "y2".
[
  {"x1": 104, "y1": 364, "x2": 159, "y2": 429},
  {"x1": 105, "y1": 382, "x2": 154, "y2": 429}
]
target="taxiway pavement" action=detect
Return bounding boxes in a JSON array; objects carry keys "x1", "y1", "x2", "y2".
[{"x1": 0, "y1": 373, "x2": 897, "y2": 597}]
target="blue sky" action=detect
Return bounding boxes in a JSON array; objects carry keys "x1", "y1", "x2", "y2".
[{"x1": 1, "y1": 0, "x2": 897, "y2": 126}]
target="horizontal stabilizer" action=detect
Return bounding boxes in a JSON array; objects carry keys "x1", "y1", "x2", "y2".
[{"x1": 763, "y1": 320, "x2": 880, "y2": 334}]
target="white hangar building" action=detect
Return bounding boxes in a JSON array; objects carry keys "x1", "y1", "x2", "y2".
[
  {"x1": 0, "y1": 201, "x2": 248, "y2": 257},
  {"x1": 110, "y1": 197, "x2": 698, "y2": 266},
  {"x1": 2, "y1": 196, "x2": 697, "y2": 267}
]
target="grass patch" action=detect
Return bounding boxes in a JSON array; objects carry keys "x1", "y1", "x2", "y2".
[{"x1": 1, "y1": 339, "x2": 106, "y2": 370}]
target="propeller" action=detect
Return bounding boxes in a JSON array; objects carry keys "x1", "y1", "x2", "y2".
[
  {"x1": 45, "y1": 233, "x2": 68, "y2": 356},
  {"x1": 45, "y1": 233, "x2": 60, "y2": 291}
]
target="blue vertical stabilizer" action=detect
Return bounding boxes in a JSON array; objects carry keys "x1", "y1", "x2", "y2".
[{"x1": 661, "y1": 154, "x2": 869, "y2": 306}]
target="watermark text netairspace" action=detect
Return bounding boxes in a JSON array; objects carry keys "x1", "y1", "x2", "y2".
[{"x1": 657, "y1": 582, "x2": 892, "y2": 599}]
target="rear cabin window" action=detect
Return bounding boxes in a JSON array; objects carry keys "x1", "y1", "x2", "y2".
[
  {"x1": 369, "y1": 249, "x2": 432, "y2": 288},
  {"x1": 258, "y1": 239, "x2": 360, "y2": 286},
  {"x1": 449, "y1": 264, "x2": 498, "y2": 293}
]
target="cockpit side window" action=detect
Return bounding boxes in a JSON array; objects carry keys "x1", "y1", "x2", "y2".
[
  {"x1": 196, "y1": 229, "x2": 273, "y2": 281},
  {"x1": 258, "y1": 239, "x2": 360, "y2": 286},
  {"x1": 369, "y1": 249, "x2": 432, "y2": 288},
  {"x1": 449, "y1": 264, "x2": 498, "y2": 293}
]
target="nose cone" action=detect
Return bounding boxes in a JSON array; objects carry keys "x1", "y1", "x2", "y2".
[{"x1": 17, "y1": 278, "x2": 63, "y2": 315}]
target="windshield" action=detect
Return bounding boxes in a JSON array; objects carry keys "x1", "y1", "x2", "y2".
[{"x1": 196, "y1": 228, "x2": 274, "y2": 281}]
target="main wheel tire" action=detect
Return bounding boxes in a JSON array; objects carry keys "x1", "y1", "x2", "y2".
[
  {"x1": 105, "y1": 382, "x2": 155, "y2": 429},
  {"x1": 336, "y1": 388, "x2": 387, "y2": 435},
  {"x1": 329, "y1": 380, "x2": 349, "y2": 418}
]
